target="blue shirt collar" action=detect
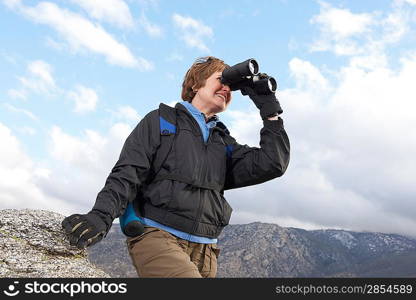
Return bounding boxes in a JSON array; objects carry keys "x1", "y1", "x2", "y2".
[{"x1": 180, "y1": 101, "x2": 219, "y2": 126}]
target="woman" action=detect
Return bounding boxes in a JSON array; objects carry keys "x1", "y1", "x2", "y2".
[{"x1": 62, "y1": 56, "x2": 290, "y2": 278}]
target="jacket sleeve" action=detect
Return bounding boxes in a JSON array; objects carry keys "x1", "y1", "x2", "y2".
[
  {"x1": 224, "y1": 118, "x2": 290, "y2": 190},
  {"x1": 91, "y1": 109, "x2": 160, "y2": 219}
]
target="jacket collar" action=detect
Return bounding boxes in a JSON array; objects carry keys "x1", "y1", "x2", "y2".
[
  {"x1": 174, "y1": 102, "x2": 230, "y2": 136},
  {"x1": 176, "y1": 102, "x2": 219, "y2": 124}
]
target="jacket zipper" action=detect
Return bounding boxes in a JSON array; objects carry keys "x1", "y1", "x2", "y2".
[
  {"x1": 180, "y1": 109, "x2": 208, "y2": 145},
  {"x1": 191, "y1": 127, "x2": 220, "y2": 234},
  {"x1": 179, "y1": 108, "x2": 218, "y2": 234},
  {"x1": 179, "y1": 107, "x2": 219, "y2": 145},
  {"x1": 206, "y1": 127, "x2": 216, "y2": 146}
]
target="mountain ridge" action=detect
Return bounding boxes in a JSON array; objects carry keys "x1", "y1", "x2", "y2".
[{"x1": 88, "y1": 221, "x2": 416, "y2": 277}]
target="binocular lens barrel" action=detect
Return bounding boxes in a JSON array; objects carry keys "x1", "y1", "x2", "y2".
[
  {"x1": 268, "y1": 77, "x2": 277, "y2": 93},
  {"x1": 229, "y1": 58, "x2": 258, "y2": 76},
  {"x1": 252, "y1": 75, "x2": 277, "y2": 94},
  {"x1": 248, "y1": 59, "x2": 259, "y2": 75},
  {"x1": 221, "y1": 58, "x2": 277, "y2": 95},
  {"x1": 221, "y1": 58, "x2": 259, "y2": 86}
]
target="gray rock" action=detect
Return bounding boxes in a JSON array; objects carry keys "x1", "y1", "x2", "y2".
[{"x1": 0, "y1": 209, "x2": 110, "y2": 278}]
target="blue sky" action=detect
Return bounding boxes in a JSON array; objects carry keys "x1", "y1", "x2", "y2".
[{"x1": 1, "y1": 0, "x2": 416, "y2": 237}]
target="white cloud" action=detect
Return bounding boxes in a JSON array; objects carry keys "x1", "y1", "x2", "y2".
[
  {"x1": 116, "y1": 105, "x2": 141, "y2": 122},
  {"x1": 380, "y1": 8, "x2": 409, "y2": 44},
  {"x1": 311, "y1": 2, "x2": 374, "y2": 39},
  {"x1": 45, "y1": 36, "x2": 67, "y2": 52},
  {"x1": 222, "y1": 48, "x2": 416, "y2": 237},
  {"x1": 310, "y1": 2, "x2": 375, "y2": 55},
  {"x1": 36, "y1": 123, "x2": 133, "y2": 213},
  {"x1": 9, "y1": 60, "x2": 57, "y2": 98},
  {"x1": 27, "y1": 60, "x2": 55, "y2": 86},
  {"x1": 310, "y1": 1, "x2": 412, "y2": 56},
  {"x1": 68, "y1": 85, "x2": 99, "y2": 113},
  {"x1": 139, "y1": 11, "x2": 163, "y2": 38},
  {"x1": 225, "y1": 109, "x2": 262, "y2": 145},
  {"x1": 0, "y1": 122, "x2": 74, "y2": 213},
  {"x1": 221, "y1": 2, "x2": 416, "y2": 236},
  {"x1": 172, "y1": 13, "x2": 213, "y2": 52},
  {"x1": 50, "y1": 126, "x2": 106, "y2": 170},
  {"x1": 71, "y1": 0, "x2": 134, "y2": 28},
  {"x1": 402, "y1": 0, "x2": 416, "y2": 5},
  {"x1": 7, "y1": 89, "x2": 27, "y2": 100},
  {"x1": 18, "y1": 126, "x2": 37, "y2": 136},
  {"x1": 288, "y1": 58, "x2": 330, "y2": 93},
  {"x1": 3, "y1": 103, "x2": 39, "y2": 121},
  {"x1": 2, "y1": 0, "x2": 19, "y2": 9},
  {"x1": 7, "y1": 0, "x2": 152, "y2": 70},
  {"x1": 8, "y1": 60, "x2": 100, "y2": 115},
  {"x1": 231, "y1": 210, "x2": 343, "y2": 231}
]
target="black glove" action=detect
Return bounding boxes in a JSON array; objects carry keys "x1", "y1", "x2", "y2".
[
  {"x1": 62, "y1": 210, "x2": 112, "y2": 249},
  {"x1": 241, "y1": 86, "x2": 283, "y2": 120}
]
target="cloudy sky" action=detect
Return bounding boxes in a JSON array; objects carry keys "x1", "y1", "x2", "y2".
[{"x1": 1, "y1": 0, "x2": 416, "y2": 237}]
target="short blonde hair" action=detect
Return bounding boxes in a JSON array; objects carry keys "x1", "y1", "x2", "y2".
[{"x1": 181, "y1": 56, "x2": 229, "y2": 102}]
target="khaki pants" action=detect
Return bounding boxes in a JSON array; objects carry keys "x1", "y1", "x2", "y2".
[{"x1": 126, "y1": 226, "x2": 220, "y2": 278}]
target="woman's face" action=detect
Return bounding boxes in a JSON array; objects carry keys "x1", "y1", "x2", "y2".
[{"x1": 194, "y1": 71, "x2": 232, "y2": 114}]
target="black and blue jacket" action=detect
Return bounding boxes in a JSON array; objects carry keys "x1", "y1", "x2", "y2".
[{"x1": 92, "y1": 102, "x2": 290, "y2": 239}]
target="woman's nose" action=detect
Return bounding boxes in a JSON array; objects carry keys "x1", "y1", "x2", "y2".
[{"x1": 221, "y1": 83, "x2": 231, "y2": 92}]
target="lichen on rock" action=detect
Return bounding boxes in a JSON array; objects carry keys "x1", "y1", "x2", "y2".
[{"x1": 0, "y1": 209, "x2": 110, "y2": 278}]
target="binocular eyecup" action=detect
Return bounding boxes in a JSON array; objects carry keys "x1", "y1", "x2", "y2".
[{"x1": 221, "y1": 58, "x2": 277, "y2": 95}]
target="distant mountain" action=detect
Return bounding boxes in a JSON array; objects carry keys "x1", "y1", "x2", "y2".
[{"x1": 87, "y1": 222, "x2": 416, "y2": 277}]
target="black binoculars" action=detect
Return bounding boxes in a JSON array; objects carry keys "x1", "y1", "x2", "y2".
[{"x1": 221, "y1": 58, "x2": 277, "y2": 95}]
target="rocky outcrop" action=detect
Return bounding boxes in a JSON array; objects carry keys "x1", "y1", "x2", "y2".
[{"x1": 0, "y1": 209, "x2": 109, "y2": 278}]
